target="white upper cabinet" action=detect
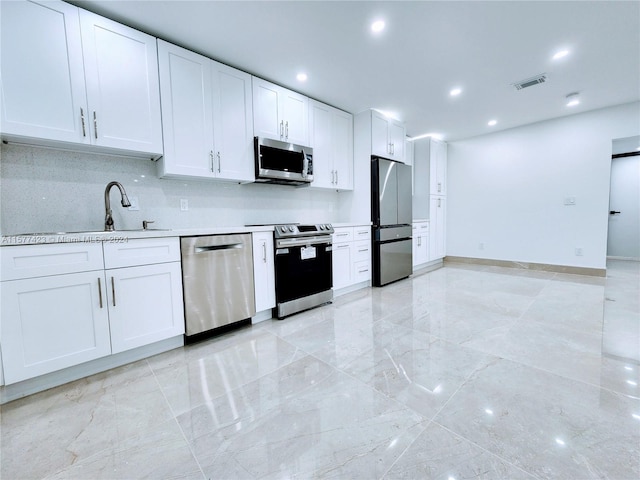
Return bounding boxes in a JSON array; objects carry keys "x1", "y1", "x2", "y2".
[
  {"x1": 0, "y1": 0, "x2": 87, "y2": 144},
  {"x1": 252, "y1": 77, "x2": 309, "y2": 146},
  {"x1": 429, "y1": 139, "x2": 448, "y2": 195},
  {"x1": 79, "y1": 9, "x2": 162, "y2": 155},
  {"x1": 157, "y1": 40, "x2": 213, "y2": 178},
  {"x1": 309, "y1": 99, "x2": 353, "y2": 190},
  {"x1": 370, "y1": 110, "x2": 405, "y2": 162},
  {"x1": 157, "y1": 40, "x2": 254, "y2": 182},
  {"x1": 0, "y1": 0, "x2": 163, "y2": 158}
]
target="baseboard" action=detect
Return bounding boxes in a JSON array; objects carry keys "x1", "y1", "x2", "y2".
[
  {"x1": 607, "y1": 256, "x2": 640, "y2": 262},
  {"x1": 444, "y1": 256, "x2": 606, "y2": 277},
  {"x1": 333, "y1": 280, "x2": 370, "y2": 297},
  {"x1": 412, "y1": 259, "x2": 444, "y2": 276}
]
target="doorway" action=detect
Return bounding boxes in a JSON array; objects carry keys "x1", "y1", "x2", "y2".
[{"x1": 607, "y1": 136, "x2": 640, "y2": 260}]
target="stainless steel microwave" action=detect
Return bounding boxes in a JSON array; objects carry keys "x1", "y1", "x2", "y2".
[{"x1": 254, "y1": 137, "x2": 313, "y2": 186}]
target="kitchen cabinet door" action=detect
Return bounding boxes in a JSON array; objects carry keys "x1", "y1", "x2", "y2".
[
  {"x1": 157, "y1": 40, "x2": 214, "y2": 178},
  {"x1": 332, "y1": 242, "x2": 352, "y2": 290},
  {"x1": 332, "y1": 109, "x2": 354, "y2": 190},
  {"x1": 106, "y1": 262, "x2": 184, "y2": 354},
  {"x1": 79, "y1": 9, "x2": 163, "y2": 155},
  {"x1": 252, "y1": 77, "x2": 309, "y2": 145},
  {"x1": 281, "y1": 89, "x2": 308, "y2": 145},
  {"x1": 309, "y1": 100, "x2": 353, "y2": 190},
  {"x1": 0, "y1": 271, "x2": 111, "y2": 384},
  {"x1": 412, "y1": 222, "x2": 429, "y2": 267},
  {"x1": 429, "y1": 139, "x2": 447, "y2": 195},
  {"x1": 309, "y1": 101, "x2": 333, "y2": 188},
  {"x1": 371, "y1": 110, "x2": 390, "y2": 158},
  {"x1": 252, "y1": 232, "x2": 276, "y2": 312},
  {"x1": 429, "y1": 196, "x2": 446, "y2": 260},
  {"x1": 388, "y1": 120, "x2": 405, "y2": 162},
  {"x1": 252, "y1": 77, "x2": 281, "y2": 140},
  {"x1": 0, "y1": 0, "x2": 88, "y2": 144},
  {"x1": 212, "y1": 62, "x2": 255, "y2": 182}
]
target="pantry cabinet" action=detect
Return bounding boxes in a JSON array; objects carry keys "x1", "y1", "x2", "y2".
[
  {"x1": 429, "y1": 196, "x2": 446, "y2": 260},
  {"x1": 371, "y1": 110, "x2": 405, "y2": 162},
  {"x1": 308, "y1": 100, "x2": 353, "y2": 190},
  {"x1": 0, "y1": 0, "x2": 163, "y2": 157},
  {"x1": 429, "y1": 139, "x2": 447, "y2": 195},
  {"x1": 157, "y1": 40, "x2": 254, "y2": 182},
  {"x1": 252, "y1": 232, "x2": 276, "y2": 313},
  {"x1": 252, "y1": 77, "x2": 309, "y2": 146}
]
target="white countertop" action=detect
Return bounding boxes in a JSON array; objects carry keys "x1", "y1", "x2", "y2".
[{"x1": 0, "y1": 225, "x2": 274, "y2": 246}]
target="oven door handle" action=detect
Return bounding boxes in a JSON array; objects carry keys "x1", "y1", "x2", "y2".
[{"x1": 276, "y1": 237, "x2": 331, "y2": 248}]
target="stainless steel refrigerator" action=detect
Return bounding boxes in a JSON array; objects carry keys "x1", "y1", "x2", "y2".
[{"x1": 371, "y1": 156, "x2": 413, "y2": 286}]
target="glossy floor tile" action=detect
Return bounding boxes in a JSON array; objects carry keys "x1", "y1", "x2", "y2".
[{"x1": 1, "y1": 260, "x2": 638, "y2": 479}]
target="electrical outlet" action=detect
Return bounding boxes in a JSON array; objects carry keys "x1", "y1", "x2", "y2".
[
  {"x1": 127, "y1": 196, "x2": 139, "y2": 211},
  {"x1": 180, "y1": 198, "x2": 189, "y2": 211},
  {"x1": 575, "y1": 247, "x2": 583, "y2": 256},
  {"x1": 564, "y1": 196, "x2": 576, "y2": 206}
]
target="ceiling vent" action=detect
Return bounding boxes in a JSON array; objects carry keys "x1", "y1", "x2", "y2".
[{"x1": 512, "y1": 74, "x2": 547, "y2": 90}]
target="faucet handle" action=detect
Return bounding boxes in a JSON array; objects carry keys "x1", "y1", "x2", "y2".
[{"x1": 142, "y1": 220, "x2": 155, "y2": 230}]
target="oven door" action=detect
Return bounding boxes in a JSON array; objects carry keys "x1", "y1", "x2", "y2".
[{"x1": 274, "y1": 238, "x2": 333, "y2": 304}]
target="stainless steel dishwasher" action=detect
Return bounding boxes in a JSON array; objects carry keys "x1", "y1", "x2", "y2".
[{"x1": 181, "y1": 234, "x2": 255, "y2": 342}]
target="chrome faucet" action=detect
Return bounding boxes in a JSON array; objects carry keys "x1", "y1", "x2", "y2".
[{"x1": 104, "y1": 181, "x2": 131, "y2": 231}]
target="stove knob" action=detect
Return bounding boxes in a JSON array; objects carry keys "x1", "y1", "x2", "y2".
[
  {"x1": 325, "y1": 224, "x2": 331, "y2": 230},
  {"x1": 280, "y1": 226, "x2": 287, "y2": 233},
  {"x1": 319, "y1": 225, "x2": 325, "y2": 230},
  {"x1": 288, "y1": 226, "x2": 295, "y2": 232}
]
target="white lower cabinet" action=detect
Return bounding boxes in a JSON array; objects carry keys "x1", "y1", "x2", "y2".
[
  {"x1": 106, "y1": 262, "x2": 184, "y2": 354},
  {"x1": 413, "y1": 221, "x2": 429, "y2": 268},
  {"x1": 332, "y1": 225, "x2": 371, "y2": 292},
  {"x1": 429, "y1": 196, "x2": 446, "y2": 260},
  {"x1": 252, "y1": 232, "x2": 276, "y2": 312},
  {"x1": 0, "y1": 238, "x2": 184, "y2": 385},
  {"x1": 1, "y1": 268, "x2": 111, "y2": 384}
]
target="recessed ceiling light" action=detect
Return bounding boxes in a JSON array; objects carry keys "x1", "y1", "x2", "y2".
[
  {"x1": 450, "y1": 87, "x2": 462, "y2": 97},
  {"x1": 371, "y1": 20, "x2": 385, "y2": 33},
  {"x1": 296, "y1": 72, "x2": 308, "y2": 82},
  {"x1": 566, "y1": 92, "x2": 580, "y2": 107},
  {"x1": 553, "y1": 50, "x2": 570, "y2": 60},
  {"x1": 488, "y1": 120, "x2": 497, "y2": 126}
]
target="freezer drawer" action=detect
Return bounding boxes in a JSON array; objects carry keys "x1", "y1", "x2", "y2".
[{"x1": 373, "y1": 238, "x2": 413, "y2": 286}]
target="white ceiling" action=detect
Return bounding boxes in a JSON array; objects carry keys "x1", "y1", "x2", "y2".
[{"x1": 71, "y1": 0, "x2": 640, "y2": 141}]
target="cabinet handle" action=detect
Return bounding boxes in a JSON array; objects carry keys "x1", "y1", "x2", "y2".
[
  {"x1": 98, "y1": 277, "x2": 103, "y2": 308},
  {"x1": 418, "y1": 237, "x2": 421, "y2": 247},
  {"x1": 437, "y1": 182, "x2": 442, "y2": 193},
  {"x1": 285, "y1": 121, "x2": 289, "y2": 139},
  {"x1": 335, "y1": 170, "x2": 339, "y2": 185},
  {"x1": 280, "y1": 121, "x2": 284, "y2": 138},
  {"x1": 80, "y1": 108, "x2": 86, "y2": 137},
  {"x1": 111, "y1": 276, "x2": 116, "y2": 307},
  {"x1": 331, "y1": 170, "x2": 335, "y2": 184},
  {"x1": 337, "y1": 244, "x2": 349, "y2": 249},
  {"x1": 358, "y1": 248, "x2": 368, "y2": 252},
  {"x1": 93, "y1": 111, "x2": 98, "y2": 139},
  {"x1": 210, "y1": 151, "x2": 214, "y2": 172},
  {"x1": 358, "y1": 268, "x2": 369, "y2": 273},
  {"x1": 438, "y1": 198, "x2": 441, "y2": 208},
  {"x1": 262, "y1": 242, "x2": 267, "y2": 263},
  {"x1": 217, "y1": 151, "x2": 221, "y2": 173}
]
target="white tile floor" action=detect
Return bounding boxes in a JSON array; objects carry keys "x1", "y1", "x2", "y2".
[{"x1": 1, "y1": 260, "x2": 639, "y2": 479}]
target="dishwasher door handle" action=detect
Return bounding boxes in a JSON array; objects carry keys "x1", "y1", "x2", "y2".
[{"x1": 195, "y1": 243, "x2": 243, "y2": 253}]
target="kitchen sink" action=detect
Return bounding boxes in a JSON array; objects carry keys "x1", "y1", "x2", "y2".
[{"x1": 15, "y1": 229, "x2": 171, "y2": 236}]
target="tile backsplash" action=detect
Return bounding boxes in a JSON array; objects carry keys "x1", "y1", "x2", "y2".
[{"x1": 0, "y1": 144, "x2": 343, "y2": 235}]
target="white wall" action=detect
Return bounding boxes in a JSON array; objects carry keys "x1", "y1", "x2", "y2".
[
  {"x1": 0, "y1": 144, "x2": 345, "y2": 235},
  {"x1": 447, "y1": 102, "x2": 640, "y2": 270}
]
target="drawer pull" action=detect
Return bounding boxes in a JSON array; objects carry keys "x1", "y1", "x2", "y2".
[
  {"x1": 98, "y1": 277, "x2": 103, "y2": 309},
  {"x1": 111, "y1": 276, "x2": 116, "y2": 307}
]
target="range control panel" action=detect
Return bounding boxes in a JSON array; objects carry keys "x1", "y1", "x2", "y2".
[{"x1": 274, "y1": 224, "x2": 334, "y2": 238}]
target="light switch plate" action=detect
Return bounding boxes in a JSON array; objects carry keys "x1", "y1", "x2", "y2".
[{"x1": 180, "y1": 199, "x2": 189, "y2": 211}]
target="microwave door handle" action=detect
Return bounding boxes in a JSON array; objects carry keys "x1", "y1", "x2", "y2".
[{"x1": 302, "y1": 151, "x2": 308, "y2": 179}]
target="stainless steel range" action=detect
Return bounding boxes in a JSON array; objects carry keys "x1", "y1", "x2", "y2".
[{"x1": 273, "y1": 223, "x2": 334, "y2": 319}]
